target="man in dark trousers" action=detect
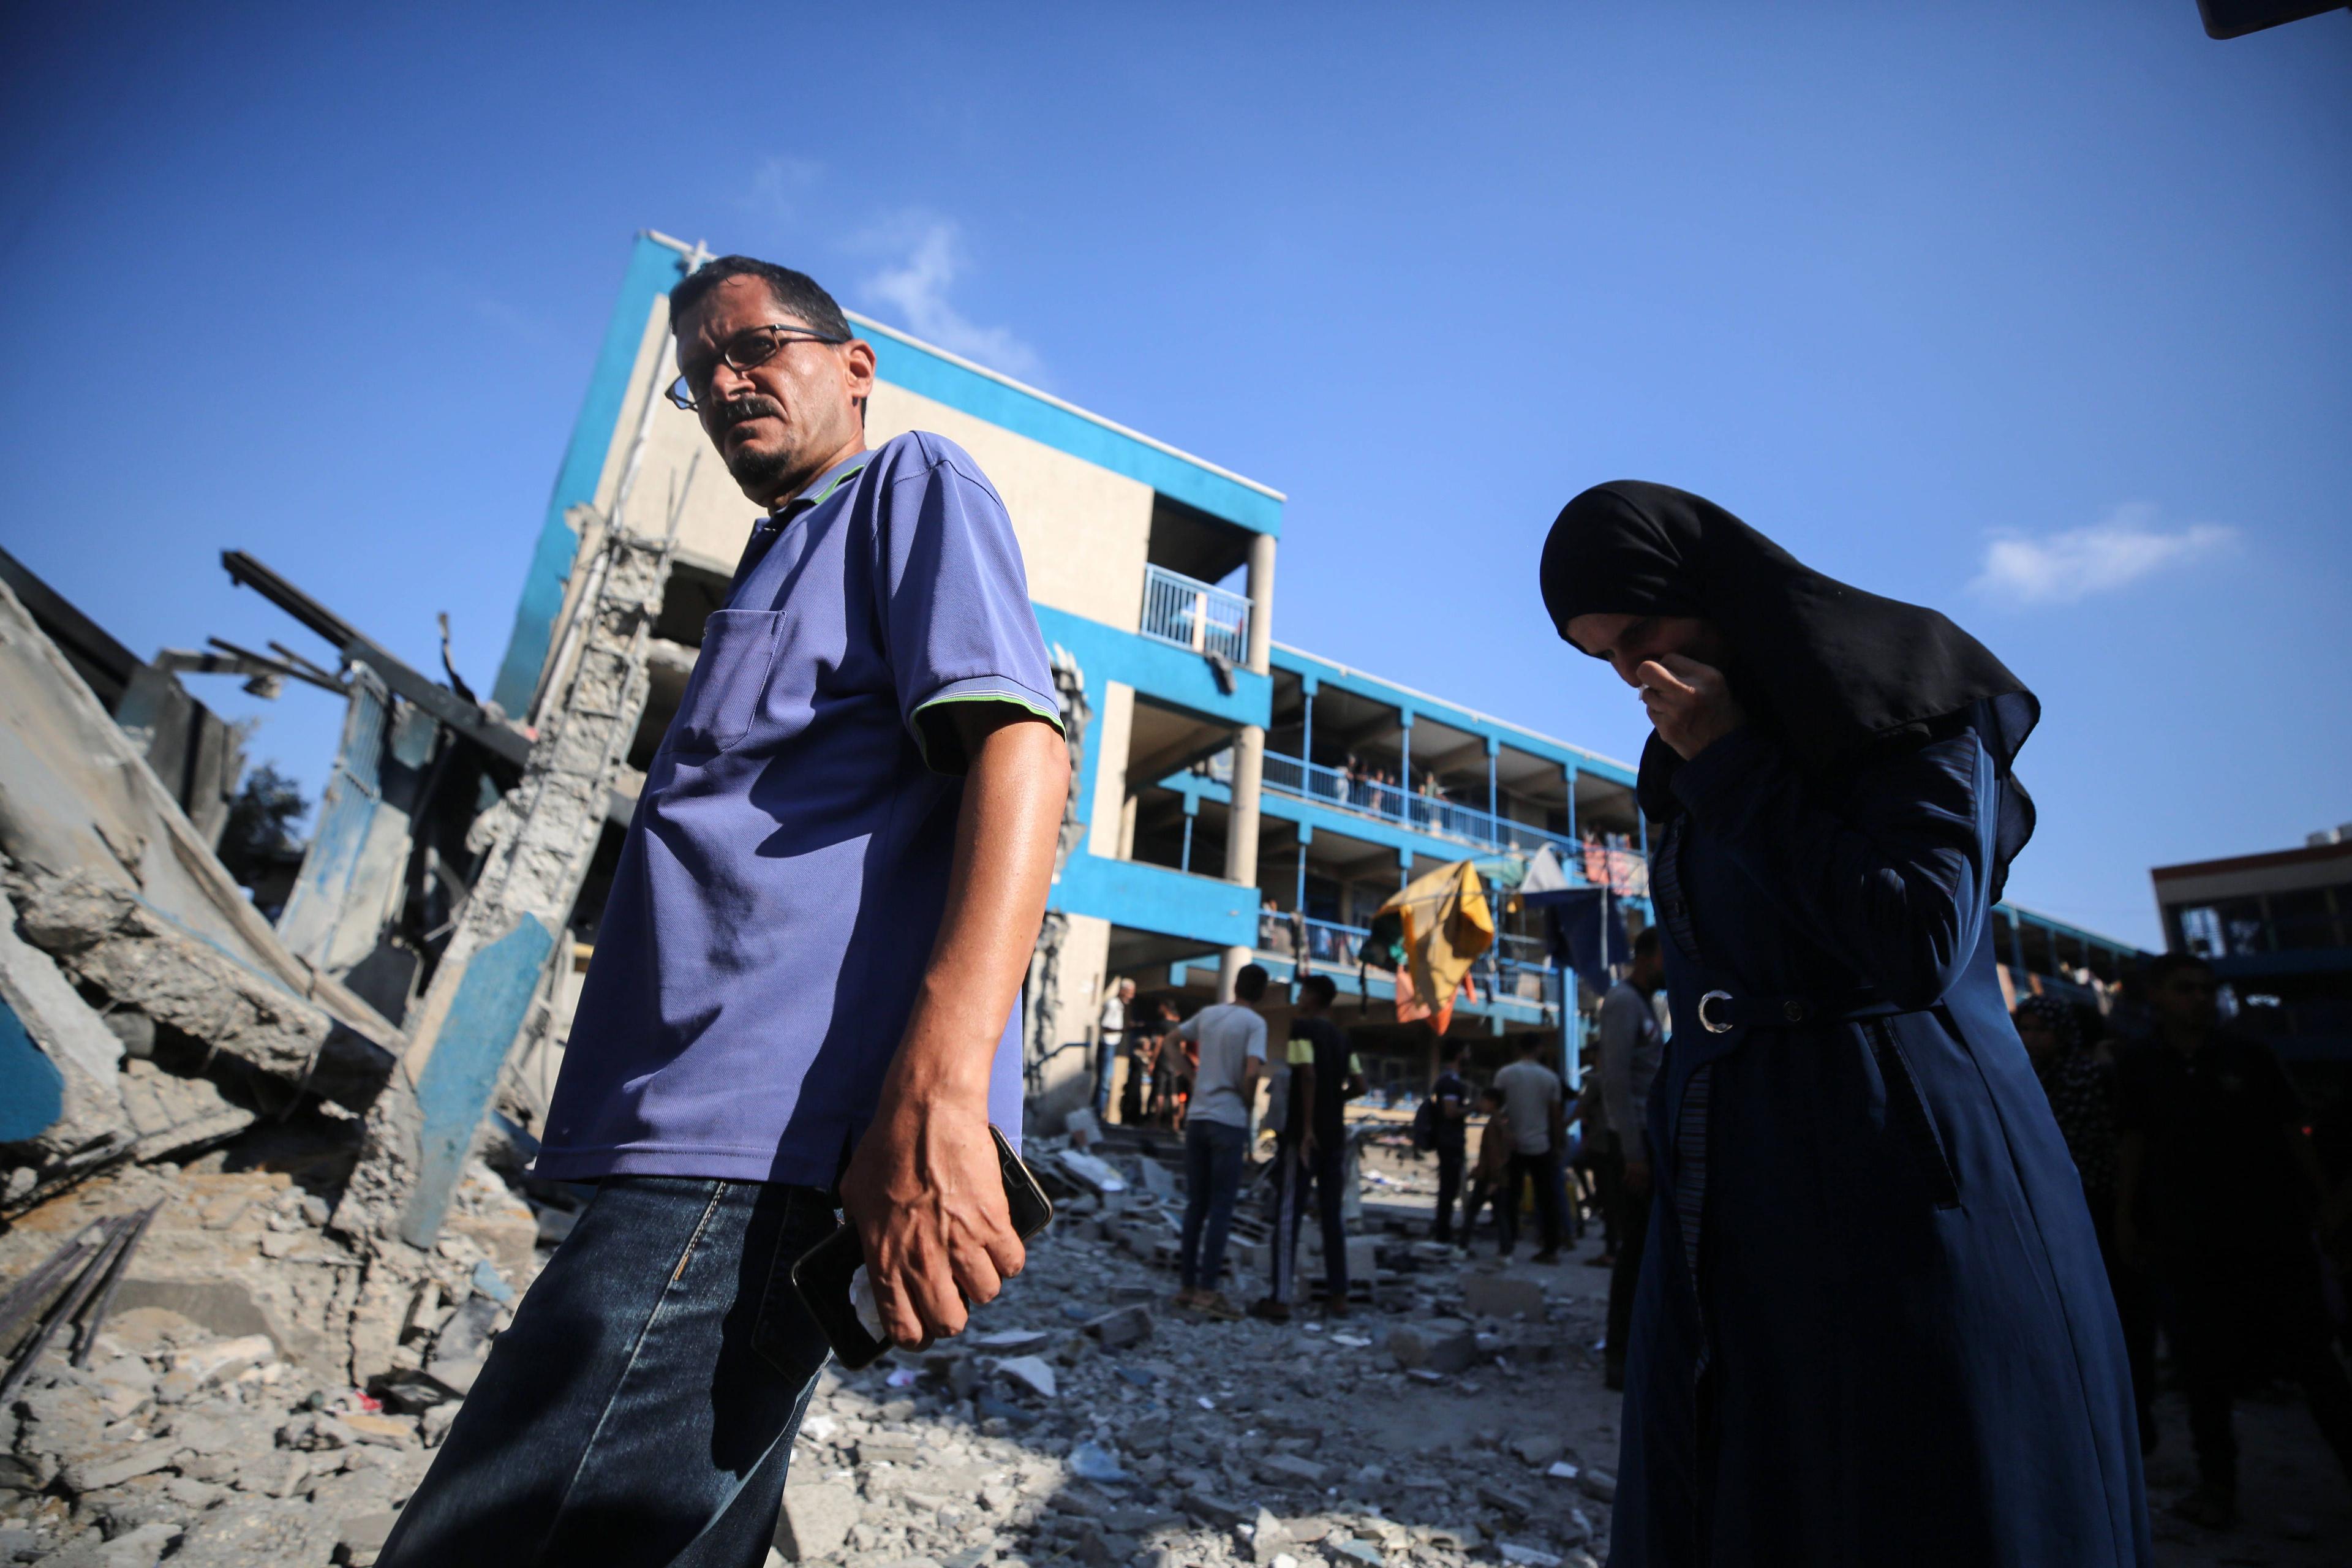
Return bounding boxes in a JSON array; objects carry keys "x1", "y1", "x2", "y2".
[
  {"x1": 2116, "y1": 951, "x2": 2352, "y2": 1530},
  {"x1": 1492, "y1": 1035, "x2": 1566, "y2": 1262},
  {"x1": 1267, "y1": 974, "x2": 1364, "y2": 1316},
  {"x1": 1596, "y1": 927, "x2": 1665, "y2": 1390},
  {"x1": 1429, "y1": 1041, "x2": 1472, "y2": 1245},
  {"x1": 380, "y1": 257, "x2": 1069, "y2": 1566}
]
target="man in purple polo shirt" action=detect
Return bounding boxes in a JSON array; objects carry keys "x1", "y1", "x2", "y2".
[{"x1": 381, "y1": 257, "x2": 1069, "y2": 1567}]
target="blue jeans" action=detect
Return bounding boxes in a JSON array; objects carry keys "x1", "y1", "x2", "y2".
[
  {"x1": 1179, "y1": 1118, "x2": 1247, "y2": 1291},
  {"x1": 1094, "y1": 1038, "x2": 1118, "y2": 1116},
  {"x1": 378, "y1": 1178, "x2": 837, "y2": 1568}
]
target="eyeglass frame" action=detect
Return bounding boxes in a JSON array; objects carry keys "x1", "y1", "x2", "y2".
[{"x1": 666, "y1": 323, "x2": 853, "y2": 412}]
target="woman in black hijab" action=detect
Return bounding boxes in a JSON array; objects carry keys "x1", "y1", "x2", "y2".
[{"x1": 1542, "y1": 483, "x2": 2147, "y2": 1567}]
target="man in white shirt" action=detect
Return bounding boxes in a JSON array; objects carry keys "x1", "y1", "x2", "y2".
[
  {"x1": 1095, "y1": 976, "x2": 1134, "y2": 1118},
  {"x1": 1493, "y1": 1036, "x2": 1567, "y2": 1262},
  {"x1": 1170, "y1": 965, "x2": 1269, "y2": 1318}
]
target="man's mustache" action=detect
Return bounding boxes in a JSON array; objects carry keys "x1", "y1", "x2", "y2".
[{"x1": 714, "y1": 396, "x2": 785, "y2": 429}]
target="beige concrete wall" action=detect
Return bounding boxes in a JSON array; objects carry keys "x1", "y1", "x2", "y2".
[
  {"x1": 1028, "y1": 912, "x2": 1110, "y2": 1129},
  {"x1": 1087, "y1": 682, "x2": 1136, "y2": 859},
  {"x1": 865, "y1": 382, "x2": 1153, "y2": 631},
  {"x1": 566, "y1": 308, "x2": 1156, "y2": 641}
]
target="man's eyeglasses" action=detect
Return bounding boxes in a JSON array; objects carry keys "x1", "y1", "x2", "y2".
[{"x1": 667, "y1": 324, "x2": 850, "y2": 412}]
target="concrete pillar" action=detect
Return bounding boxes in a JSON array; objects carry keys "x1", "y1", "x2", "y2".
[
  {"x1": 1244, "y1": 532, "x2": 1276, "y2": 677},
  {"x1": 1087, "y1": 682, "x2": 1136, "y2": 859},
  {"x1": 1222, "y1": 530, "x2": 1276, "y2": 1003},
  {"x1": 1219, "y1": 723, "x2": 1267, "y2": 1001}
]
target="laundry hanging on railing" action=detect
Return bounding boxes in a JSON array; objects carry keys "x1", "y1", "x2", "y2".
[
  {"x1": 1359, "y1": 859, "x2": 1493, "y2": 1033},
  {"x1": 1518, "y1": 845, "x2": 1630, "y2": 993}
]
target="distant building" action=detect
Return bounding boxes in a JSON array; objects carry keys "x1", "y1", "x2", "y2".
[
  {"x1": 501, "y1": 230, "x2": 2143, "y2": 1120},
  {"x1": 2152, "y1": 827, "x2": 2352, "y2": 1063}
]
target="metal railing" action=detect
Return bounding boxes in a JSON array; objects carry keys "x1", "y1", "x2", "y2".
[
  {"x1": 1141, "y1": 564, "x2": 1251, "y2": 664},
  {"x1": 1255, "y1": 914, "x2": 1558, "y2": 1012},
  {"x1": 1254, "y1": 748, "x2": 1613, "y2": 865}
]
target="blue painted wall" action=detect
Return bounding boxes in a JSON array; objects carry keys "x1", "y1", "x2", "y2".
[
  {"x1": 0, "y1": 999, "x2": 66, "y2": 1142},
  {"x1": 491, "y1": 234, "x2": 688, "y2": 717},
  {"x1": 398, "y1": 916, "x2": 559, "y2": 1248}
]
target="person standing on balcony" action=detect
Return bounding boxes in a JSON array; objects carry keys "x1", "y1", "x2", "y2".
[
  {"x1": 382, "y1": 257, "x2": 1068, "y2": 1567},
  {"x1": 1171, "y1": 965, "x2": 1270, "y2": 1319},
  {"x1": 1542, "y1": 480, "x2": 2146, "y2": 1566}
]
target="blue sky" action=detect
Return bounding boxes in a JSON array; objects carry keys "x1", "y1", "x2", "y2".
[{"x1": 2, "y1": 4, "x2": 2345, "y2": 949}]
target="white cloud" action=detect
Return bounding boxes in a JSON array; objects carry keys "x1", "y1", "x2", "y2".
[
  {"x1": 1969, "y1": 505, "x2": 2236, "y2": 606},
  {"x1": 859, "y1": 215, "x2": 1044, "y2": 383},
  {"x1": 739, "y1": 155, "x2": 823, "y2": 222}
]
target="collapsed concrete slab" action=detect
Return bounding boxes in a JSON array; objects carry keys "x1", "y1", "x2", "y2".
[
  {"x1": 0, "y1": 884, "x2": 127, "y2": 1164},
  {"x1": 0, "y1": 575, "x2": 402, "y2": 1141}
]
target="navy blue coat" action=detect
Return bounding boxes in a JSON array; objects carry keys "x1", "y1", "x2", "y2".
[{"x1": 1611, "y1": 715, "x2": 2149, "y2": 1566}]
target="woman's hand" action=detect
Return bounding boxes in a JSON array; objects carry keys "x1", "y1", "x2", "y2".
[{"x1": 1634, "y1": 654, "x2": 1746, "y2": 761}]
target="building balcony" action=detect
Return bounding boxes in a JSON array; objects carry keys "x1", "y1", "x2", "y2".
[
  {"x1": 1140, "y1": 563, "x2": 1250, "y2": 665},
  {"x1": 1234, "y1": 748, "x2": 1647, "y2": 889},
  {"x1": 1250, "y1": 914, "x2": 1563, "y2": 1023}
]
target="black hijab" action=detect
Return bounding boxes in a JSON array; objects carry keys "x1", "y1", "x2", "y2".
[{"x1": 1540, "y1": 480, "x2": 2038, "y2": 892}]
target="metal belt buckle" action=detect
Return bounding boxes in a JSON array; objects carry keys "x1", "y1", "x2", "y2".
[{"x1": 1698, "y1": 990, "x2": 1735, "y2": 1034}]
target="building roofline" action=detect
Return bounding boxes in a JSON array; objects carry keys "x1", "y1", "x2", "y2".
[
  {"x1": 2151, "y1": 839, "x2": 2352, "y2": 884},
  {"x1": 644, "y1": 229, "x2": 1286, "y2": 505},
  {"x1": 1997, "y1": 899, "x2": 2145, "y2": 956},
  {"x1": 1271, "y1": 640, "x2": 1638, "y2": 777}
]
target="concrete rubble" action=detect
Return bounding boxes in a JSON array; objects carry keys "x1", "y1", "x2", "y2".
[
  {"x1": 4, "y1": 1119, "x2": 1624, "y2": 1567},
  {"x1": 3, "y1": 532, "x2": 1624, "y2": 1566}
]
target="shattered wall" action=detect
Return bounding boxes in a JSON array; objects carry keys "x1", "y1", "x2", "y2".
[{"x1": 0, "y1": 578, "x2": 401, "y2": 1205}]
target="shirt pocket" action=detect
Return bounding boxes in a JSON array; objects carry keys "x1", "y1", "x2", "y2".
[{"x1": 667, "y1": 609, "x2": 785, "y2": 756}]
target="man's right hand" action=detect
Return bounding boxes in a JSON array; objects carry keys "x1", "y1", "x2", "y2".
[{"x1": 1623, "y1": 1158, "x2": 1651, "y2": 1198}]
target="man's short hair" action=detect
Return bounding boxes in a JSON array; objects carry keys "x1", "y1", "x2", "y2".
[
  {"x1": 1632, "y1": 927, "x2": 1660, "y2": 959},
  {"x1": 1235, "y1": 964, "x2": 1270, "y2": 1003},
  {"x1": 1478, "y1": 1085, "x2": 1504, "y2": 1107},
  {"x1": 1297, "y1": 974, "x2": 1337, "y2": 1007},
  {"x1": 669, "y1": 255, "x2": 853, "y2": 341},
  {"x1": 2146, "y1": 951, "x2": 2215, "y2": 990}
]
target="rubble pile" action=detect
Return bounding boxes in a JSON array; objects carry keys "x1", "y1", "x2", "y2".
[
  {"x1": 783, "y1": 1138, "x2": 1618, "y2": 1568},
  {"x1": 0, "y1": 1139, "x2": 562, "y2": 1566},
  {"x1": 4, "y1": 1122, "x2": 1621, "y2": 1568}
]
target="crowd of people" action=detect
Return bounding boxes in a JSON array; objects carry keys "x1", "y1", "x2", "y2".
[{"x1": 1112, "y1": 931, "x2": 2352, "y2": 1539}]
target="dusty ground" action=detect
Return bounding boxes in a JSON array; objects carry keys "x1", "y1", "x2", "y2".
[
  {"x1": 4, "y1": 1129, "x2": 2348, "y2": 1566},
  {"x1": 1354, "y1": 1139, "x2": 2352, "y2": 1568}
]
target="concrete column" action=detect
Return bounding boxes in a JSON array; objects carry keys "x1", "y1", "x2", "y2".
[
  {"x1": 1219, "y1": 722, "x2": 1267, "y2": 1001},
  {"x1": 1222, "y1": 531, "x2": 1276, "y2": 1003},
  {"x1": 1244, "y1": 531, "x2": 1276, "y2": 676}
]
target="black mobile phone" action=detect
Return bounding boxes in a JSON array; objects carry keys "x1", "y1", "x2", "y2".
[{"x1": 791, "y1": 1125, "x2": 1055, "y2": 1370}]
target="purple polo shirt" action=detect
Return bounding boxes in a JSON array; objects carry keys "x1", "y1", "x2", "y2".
[{"x1": 536, "y1": 432, "x2": 1061, "y2": 1186}]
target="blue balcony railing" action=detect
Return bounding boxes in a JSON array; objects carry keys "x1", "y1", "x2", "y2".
[
  {"x1": 1141, "y1": 564, "x2": 1250, "y2": 664},
  {"x1": 1255, "y1": 748, "x2": 1627, "y2": 872},
  {"x1": 1257, "y1": 914, "x2": 1559, "y2": 1012}
]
